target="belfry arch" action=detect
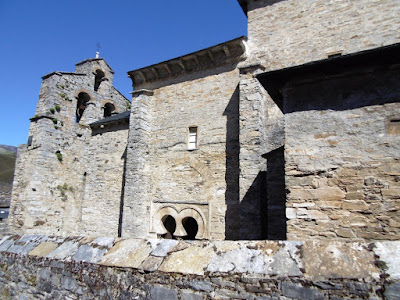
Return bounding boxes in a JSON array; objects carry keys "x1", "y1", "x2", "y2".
[
  {"x1": 94, "y1": 69, "x2": 105, "y2": 91},
  {"x1": 75, "y1": 92, "x2": 91, "y2": 122},
  {"x1": 103, "y1": 102, "x2": 116, "y2": 118}
]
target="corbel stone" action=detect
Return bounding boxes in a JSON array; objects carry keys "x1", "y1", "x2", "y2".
[
  {"x1": 207, "y1": 50, "x2": 214, "y2": 62},
  {"x1": 130, "y1": 89, "x2": 154, "y2": 98},
  {"x1": 239, "y1": 63, "x2": 266, "y2": 75},
  {"x1": 223, "y1": 45, "x2": 230, "y2": 57},
  {"x1": 192, "y1": 55, "x2": 199, "y2": 65},
  {"x1": 164, "y1": 64, "x2": 171, "y2": 76},
  {"x1": 177, "y1": 60, "x2": 186, "y2": 71},
  {"x1": 150, "y1": 68, "x2": 159, "y2": 80},
  {"x1": 137, "y1": 71, "x2": 146, "y2": 83}
]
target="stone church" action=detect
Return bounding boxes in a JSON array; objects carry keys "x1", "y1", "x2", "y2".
[{"x1": 9, "y1": 0, "x2": 400, "y2": 242}]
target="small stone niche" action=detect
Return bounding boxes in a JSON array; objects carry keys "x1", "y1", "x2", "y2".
[{"x1": 386, "y1": 117, "x2": 400, "y2": 135}]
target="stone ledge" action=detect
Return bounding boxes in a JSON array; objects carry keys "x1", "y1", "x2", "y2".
[{"x1": 0, "y1": 235, "x2": 399, "y2": 280}]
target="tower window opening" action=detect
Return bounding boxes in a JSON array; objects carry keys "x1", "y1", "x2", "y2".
[
  {"x1": 76, "y1": 92, "x2": 90, "y2": 123},
  {"x1": 103, "y1": 102, "x2": 116, "y2": 118},
  {"x1": 94, "y1": 69, "x2": 105, "y2": 91},
  {"x1": 188, "y1": 126, "x2": 198, "y2": 150}
]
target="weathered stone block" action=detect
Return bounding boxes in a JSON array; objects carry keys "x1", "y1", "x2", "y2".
[
  {"x1": 374, "y1": 241, "x2": 400, "y2": 280},
  {"x1": 29, "y1": 242, "x2": 59, "y2": 257},
  {"x1": 100, "y1": 239, "x2": 152, "y2": 268},
  {"x1": 308, "y1": 210, "x2": 329, "y2": 220},
  {"x1": 181, "y1": 291, "x2": 205, "y2": 300},
  {"x1": 382, "y1": 189, "x2": 400, "y2": 198},
  {"x1": 150, "y1": 285, "x2": 178, "y2": 300},
  {"x1": 159, "y1": 245, "x2": 214, "y2": 275},
  {"x1": 281, "y1": 282, "x2": 324, "y2": 300},
  {"x1": 303, "y1": 241, "x2": 379, "y2": 279},
  {"x1": 342, "y1": 200, "x2": 370, "y2": 211},
  {"x1": 384, "y1": 282, "x2": 400, "y2": 300},
  {"x1": 289, "y1": 187, "x2": 345, "y2": 201}
]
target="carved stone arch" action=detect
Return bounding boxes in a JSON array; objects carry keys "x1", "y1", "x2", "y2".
[
  {"x1": 153, "y1": 206, "x2": 179, "y2": 235},
  {"x1": 178, "y1": 207, "x2": 206, "y2": 239},
  {"x1": 101, "y1": 100, "x2": 117, "y2": 117},
  {"x1": 93, "y1": 67, "x2": 107, "y2": 91},
  {"x1": 74, "y1": 89, "x2": 94, "y2": 102},
  {"x1": 74, "y1": 89, "x2": 93, "y2": 123}
]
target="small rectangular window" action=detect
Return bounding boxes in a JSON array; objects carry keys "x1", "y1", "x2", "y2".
[{"x1": 188, "y1": 127, "x2": 198, "y2": 150}]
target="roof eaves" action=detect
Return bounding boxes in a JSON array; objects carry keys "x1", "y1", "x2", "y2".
[{"x1": 42, "y1": 71, "x2": 86, "y2": 80}]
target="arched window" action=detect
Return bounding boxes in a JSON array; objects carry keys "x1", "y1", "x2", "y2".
[
  {"x1": 103, "y1": 102, "x2": 115, "y2": 118},
  {"x1": 94, "y1": 69, "x2": 105, "y2": 91},
  {"x1": 162, "y1": 215, "x2": 176, "y2": 239},
  {"x1": 182, "y1": 217, "x2": 198, "y2": 240},
  {"x1": 76, "y1": 92, "x2": 90, "y2": 123}
]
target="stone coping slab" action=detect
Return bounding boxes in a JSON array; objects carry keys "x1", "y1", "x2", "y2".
[{"x1": 0, "y1": 234, "x2": 398, "y2": 280}]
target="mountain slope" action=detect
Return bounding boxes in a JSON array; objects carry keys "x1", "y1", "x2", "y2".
[{"x1": 0, "y1": 145, "x2": 17, "y2": 207}]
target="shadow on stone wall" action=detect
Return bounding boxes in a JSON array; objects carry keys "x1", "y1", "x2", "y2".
[
  {"x1": 239, "y1": 171, "x2": 268, "y2": 240},
  {"x1": 223, "y1": 86, "x2": 240, "y2": 240},
  {"x1": 118, "y1": 147, "x2": 128, "y2": 237},
  {"x1": 264, "y1": 146, "x2": 286, "y2": 240},
  {"x1": 223, "y1": 87, "x2": 287, "y2": 240}
]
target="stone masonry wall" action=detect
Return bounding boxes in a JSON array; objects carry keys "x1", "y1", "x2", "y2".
[
  {"x1": 284, "y1": 66, "x2": 400, "y2": 241},
  {"x1": 245, "y1": 0, "x2": 400, "y2": 71},
  {"x1": 80, "y1": 123, "x2": 128, "y2": 237},
  {"x1": 9, "y1": 59, "x2": 129, "y2": 237},
  {"x1": 1, "y1": 234, "x2": 399, "y2": 299},
  {"x1": 123, "y1": 65, "x2": 242, "y2": 240},
  {"x1": 238, "y1": 70, "x2": 285, "y2": 240}
]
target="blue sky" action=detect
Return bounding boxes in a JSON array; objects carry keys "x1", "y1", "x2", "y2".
[{"x1": 0, "y1": 0, "x2": 247, "y2": 146}]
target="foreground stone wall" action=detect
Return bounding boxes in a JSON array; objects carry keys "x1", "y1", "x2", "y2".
[
  {"x1": 1, "y1": 234, "x2": 399, "y2": 299},
  {"x1": 245, "y1": 0, "x2": 400, "y2": 71}
]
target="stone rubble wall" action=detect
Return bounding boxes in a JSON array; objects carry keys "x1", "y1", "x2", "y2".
[
  {"x1": 245, "y1": 0, "x2": 400, "y2": 71},
  {"x1": 0, "y1": 234, "x2": 399, "y2": 299}
]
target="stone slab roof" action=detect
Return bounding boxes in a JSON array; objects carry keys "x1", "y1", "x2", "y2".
[
  {"x1": 90, "y1": 110, "x2": 130, "y2": 128},
  {"x1": 41, "y1": 71, "x2": 86, "y2": 80},
  {"x1": 76, "y1": 58, "x2": 115, "y2": 73},
  {"x1": 256, "y1": 43, "x2": 400, "y2": 111}
]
